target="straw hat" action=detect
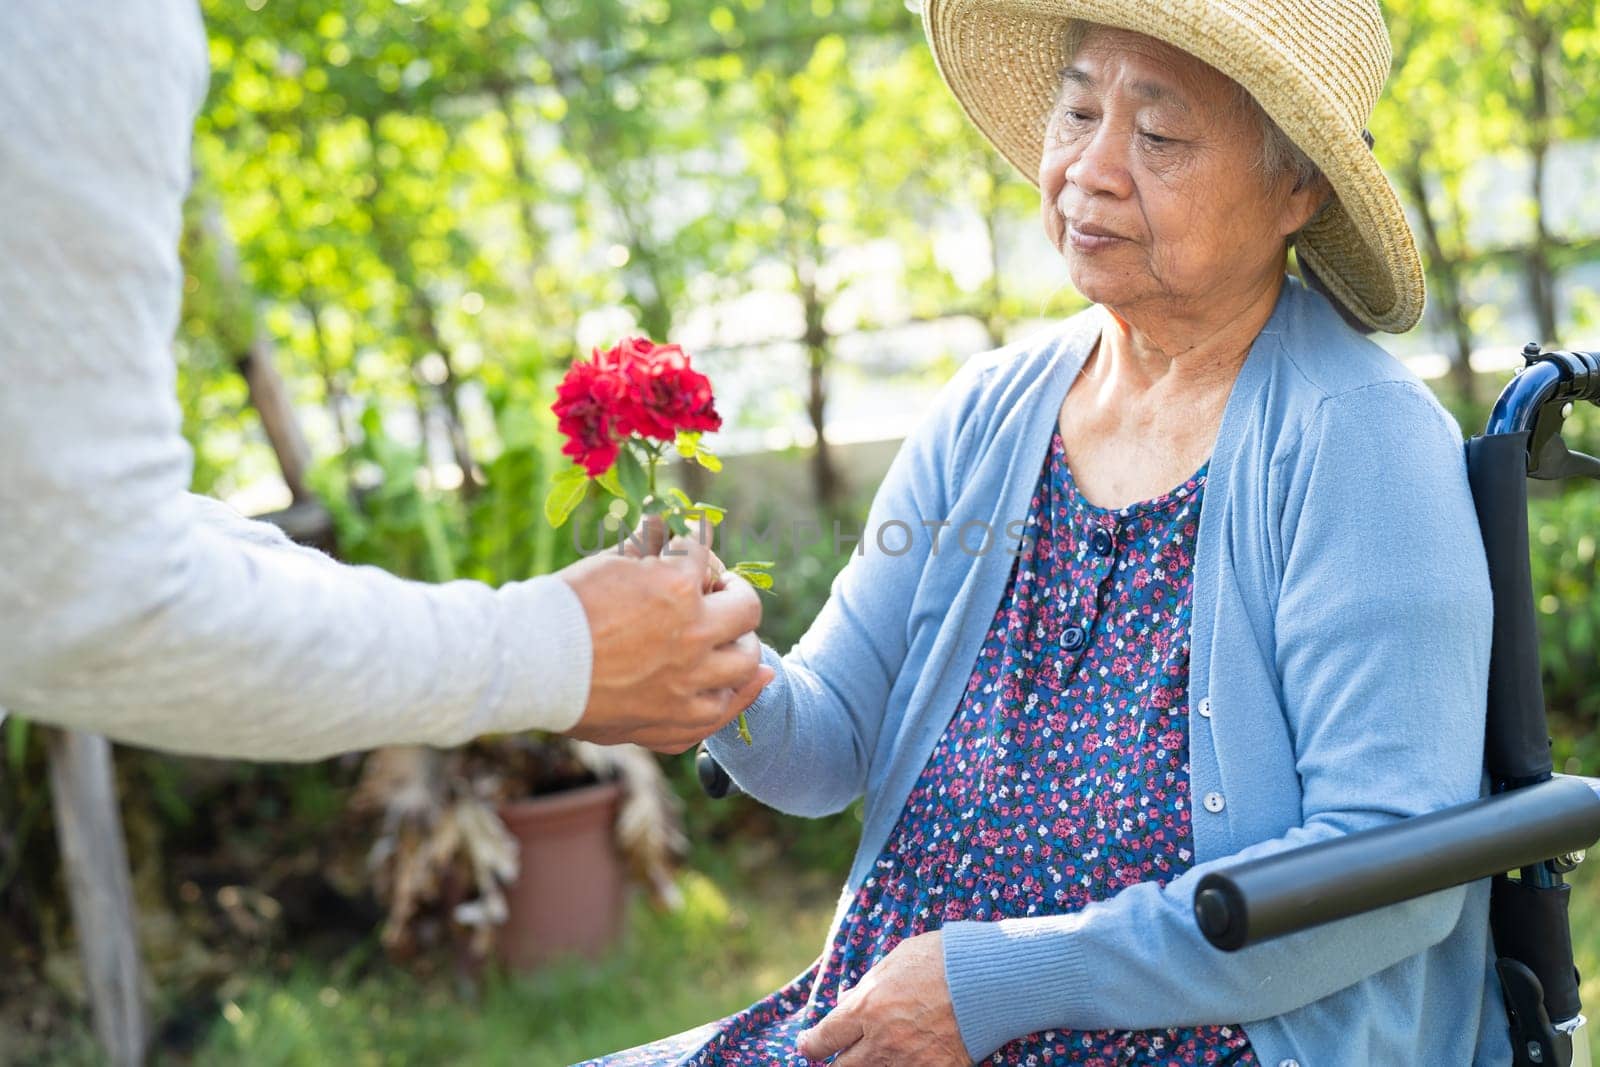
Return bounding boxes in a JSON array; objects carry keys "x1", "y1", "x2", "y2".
[{"x1": 921, "y1": 0, "x2": 1426, "y2": 333}]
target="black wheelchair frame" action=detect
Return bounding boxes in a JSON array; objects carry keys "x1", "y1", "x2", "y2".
[{"x1": 697, "y1": 343, "x2": 1600, "y2": 1067}]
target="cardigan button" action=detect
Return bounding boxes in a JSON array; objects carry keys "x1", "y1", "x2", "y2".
[
  {"x1": 1203, "y1": 791, "x2": 1226, "y2": 813},
  {"x1": 1091, "y1": 528, "x2": 1114, "y2": 556},
  {"x1": 1199, "y1": 697, "x2": 1213, "y2": 719},
  {"x1": 1060, "y1": 626, "x2": 1086, "y2": 651}
]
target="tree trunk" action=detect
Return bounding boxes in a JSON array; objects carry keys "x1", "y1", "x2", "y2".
[
  {"x1": 199, "y1": 203, "x2": 316, "y2": 502},
  {"x1": 491, "y1": 83, "x2": 579, "y2": 367},
  {"x1": 411, "y1": 289, "x2": 482, "y2": 497},
  {"x1": 1528, "y1": 142, "x2": 1559, "y2": 344},
  {"x1": 800, "y1": 276, "x2": 841, "y2": 513},
  {"x1": 770, "y1": 85, "x2": 843, "y2": 516},
  {"x1": 1400, "y1": 160, "x2": 1476, "y2": 405},
  {"x1": 358, "y1": 114, "x2": 481, "y2": 500},
  {"x1": 303, "y1": 297, "x2": 353, "y2": 459},
  {"x1": 237, "y1": 337, "x2": 316, "y2": 502},
  {"x1": 1513, "y1": 2, "x2": 1560, "y2": 344}
]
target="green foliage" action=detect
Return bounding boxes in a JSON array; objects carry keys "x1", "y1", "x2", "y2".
[
  {"x1": 4, "y1": 714, "x2": 28, "y2": 779},
  {"x1": 1531, "y1": 484, "x2": 1600, "y2": 767}
]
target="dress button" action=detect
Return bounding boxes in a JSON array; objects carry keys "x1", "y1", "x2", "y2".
[
  {"x1": 1199, "y1": 697, "x2": 1213, "y2": 719},
  {"x1": 1203, "y1": 791, "x2": 1226, "y2": 813},
  {"x1": 1060, "y1": 626, "x2": 1086, "y2": 651},
  {"x1": 1091, "y1": 528, "x2": 1114, "y2": 556}
]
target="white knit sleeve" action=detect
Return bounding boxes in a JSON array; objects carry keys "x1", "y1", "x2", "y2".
[{"x1": 0, "y1": 0, "x2": 591, "y2": 759}]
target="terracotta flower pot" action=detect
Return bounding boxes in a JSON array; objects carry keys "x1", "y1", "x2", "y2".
[{"x1": 496, "y1": 779, "x2": 627, "y2": 972}]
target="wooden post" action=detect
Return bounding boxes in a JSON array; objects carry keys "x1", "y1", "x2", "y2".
[{"x1": 45, "y1": 728, "x2": 149, "y2": 1066}]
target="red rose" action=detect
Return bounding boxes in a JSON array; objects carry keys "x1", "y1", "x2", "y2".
[
  {"x1": 552, "y1": 356, "x2": 628, "y2": 476},
  {"x1": 551, "y1": 336, "x2": 722, "y2": 477},
  {"x1": 607, "y1": 337, "x2": 721, "y2": 442}
]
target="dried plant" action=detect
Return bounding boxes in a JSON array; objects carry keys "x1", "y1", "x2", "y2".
[
  {"x1": 352, "y1": 736, "x2": 686, "y2": 964},
  {"x1": 569, "y1": 740, "x2": 687, "y2": 909}
]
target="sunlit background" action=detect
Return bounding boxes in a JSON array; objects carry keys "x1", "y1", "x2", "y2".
[{"x1": 3, "y1": 0, "x2": 1599, "y2": 1062}]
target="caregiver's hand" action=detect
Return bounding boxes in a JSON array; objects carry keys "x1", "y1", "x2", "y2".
[
  {"x1": 559, "y1": 530, "x2": 770, "y2": 754},
  {"x1": 795, "y1": 931, "x2": 970, "y2": 1066},
  {"x1": 621, "y1": 514, "x2": 726, "y2": 590}
]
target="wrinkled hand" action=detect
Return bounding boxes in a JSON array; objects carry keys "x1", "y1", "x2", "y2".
[
  {"x1": 796, "y1": 932, "x2": 969, "y2": 1066},
  {"x1": 559, "y1": 520, "x2": 770, "y2": 753}
]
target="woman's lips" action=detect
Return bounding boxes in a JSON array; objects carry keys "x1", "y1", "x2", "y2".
[{"x1": 1067, "y1": 221, "x2": 1129, "y2": 253}]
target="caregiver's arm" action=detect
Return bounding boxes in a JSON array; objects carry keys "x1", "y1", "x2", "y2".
[
  {"x1": 703, "y1": 357, "x2": 990, "y2": 817},
  {"x1": 0, "y1": 2, "x2": 758, "y2": 761},
  {"x1": 183, "y1": 494, "x2": 344, "y2": 561},
  {"x1": 940, "y1": 381, "x2": 1493, "y2": 1060}
]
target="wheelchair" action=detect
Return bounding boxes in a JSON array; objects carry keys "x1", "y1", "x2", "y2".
[{"x1": 698, "y1": 343, "x2": 1600, "y2": 1067}]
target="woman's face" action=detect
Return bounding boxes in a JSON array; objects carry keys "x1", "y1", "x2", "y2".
[{"x1": 1039, "y1": 28, "x2": 1321, "y2": 320}]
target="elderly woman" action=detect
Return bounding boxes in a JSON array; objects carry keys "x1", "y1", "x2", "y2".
[{"x1": 588, "y1": 0, "x2": 1506, "y2": 1064}]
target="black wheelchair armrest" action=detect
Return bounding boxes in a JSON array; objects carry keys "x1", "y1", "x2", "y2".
[{"x1": 1193, "y1": 775, "x2": 1600, "y2": 951}]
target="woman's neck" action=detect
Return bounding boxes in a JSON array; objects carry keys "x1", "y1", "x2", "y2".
[{"x1": 1092, "y1": 270, "x2": 1286, "y2": 397}]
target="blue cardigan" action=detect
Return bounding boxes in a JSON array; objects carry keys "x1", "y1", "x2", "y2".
[{"x1": 707, "y1": 278, "x2": 1510, "y2": 1066}]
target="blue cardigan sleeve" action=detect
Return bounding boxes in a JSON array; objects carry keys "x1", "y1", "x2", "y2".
[
  {"x1": 940, "y1": 381, "x2": 1494, "y2": 1059},
  {"x1": 703, "y1": 357, "x2": 990, "y2": 817}
]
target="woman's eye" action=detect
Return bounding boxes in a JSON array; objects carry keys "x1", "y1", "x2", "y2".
[{"x1": 1140, "y1": 131, "x2": 1174, "y2": 146}]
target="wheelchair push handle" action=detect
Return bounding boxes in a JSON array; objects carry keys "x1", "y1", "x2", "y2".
[{"x1": 1489, "y1": 345, "x2": 1600, "y2": 480}]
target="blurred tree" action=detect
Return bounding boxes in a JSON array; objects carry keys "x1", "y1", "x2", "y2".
[{"x1": 1379, "y1": 0, "x2": 1489, "y2": 404}]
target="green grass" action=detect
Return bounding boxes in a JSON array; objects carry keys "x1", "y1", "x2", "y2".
[
  {"x1": 1566, "y1": 861, "x2": 1600, "y2": 1060},
  {"x1": 186, "y1": 869, "x2": 836, "y2": 1067}
]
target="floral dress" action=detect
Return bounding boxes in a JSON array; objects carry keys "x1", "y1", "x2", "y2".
[{"x1": 583, "y1": 431, "x2": 1256, "y2": 1067}]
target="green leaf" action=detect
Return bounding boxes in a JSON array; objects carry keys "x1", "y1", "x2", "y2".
[
  {"x1": 686, "y1": 502, "x2": 727, "y2": 526},
  {"x1": 694, "y1": 448, "x2": 723, "y2": 473},
  {"x1": 731, "y1": 561, "x2": 774, "y2": 590},
  {"x1": 5, "y1": 714, "x2": 27, "y2": 778},
  {"x1": 543, "y1": 466, "x2": 589, "y2": 528},
  {"x1": 666, "y1": 487, "x2": 694, "y2": 510},
  {"x1": 616, "y1": 446, "x2": 649, "y2": 505},
  {"x1": 595, "y1": 468, "x2": 625, "y2": 498},
  {"x1": 674, "y1": 431, "x2": 702, "y2": 458}
]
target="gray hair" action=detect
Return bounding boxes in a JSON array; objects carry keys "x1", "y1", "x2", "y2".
[{"x1": 1061, "y1": 20, "x2": 1323, "y2": 193}]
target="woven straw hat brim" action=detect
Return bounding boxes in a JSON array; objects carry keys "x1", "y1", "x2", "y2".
[{"x1": 922, "y1": 0, "x2": 1426, "y2": 334}]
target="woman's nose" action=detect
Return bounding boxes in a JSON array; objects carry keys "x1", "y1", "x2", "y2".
[{"x1": 1065, "y1": 125, "x2": 1133, "y2": 200}]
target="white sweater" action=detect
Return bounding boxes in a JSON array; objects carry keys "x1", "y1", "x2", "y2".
[{"x1": 0, "y1": 0, "x2": 591, "y2": 759}]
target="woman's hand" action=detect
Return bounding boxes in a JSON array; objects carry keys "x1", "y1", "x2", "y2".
[{"x1": 795, "y1": 931, "x2": 970, "y2": 1066}]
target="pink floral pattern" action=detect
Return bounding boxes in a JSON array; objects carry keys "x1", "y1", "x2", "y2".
[{"x1": 584, "y1": 432, "x2": 1254, "y2": 1066}]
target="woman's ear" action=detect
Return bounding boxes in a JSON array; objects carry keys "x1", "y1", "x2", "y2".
[{"x1": 1281, "y1": 173, "x2": 1333, "y2": 238}]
